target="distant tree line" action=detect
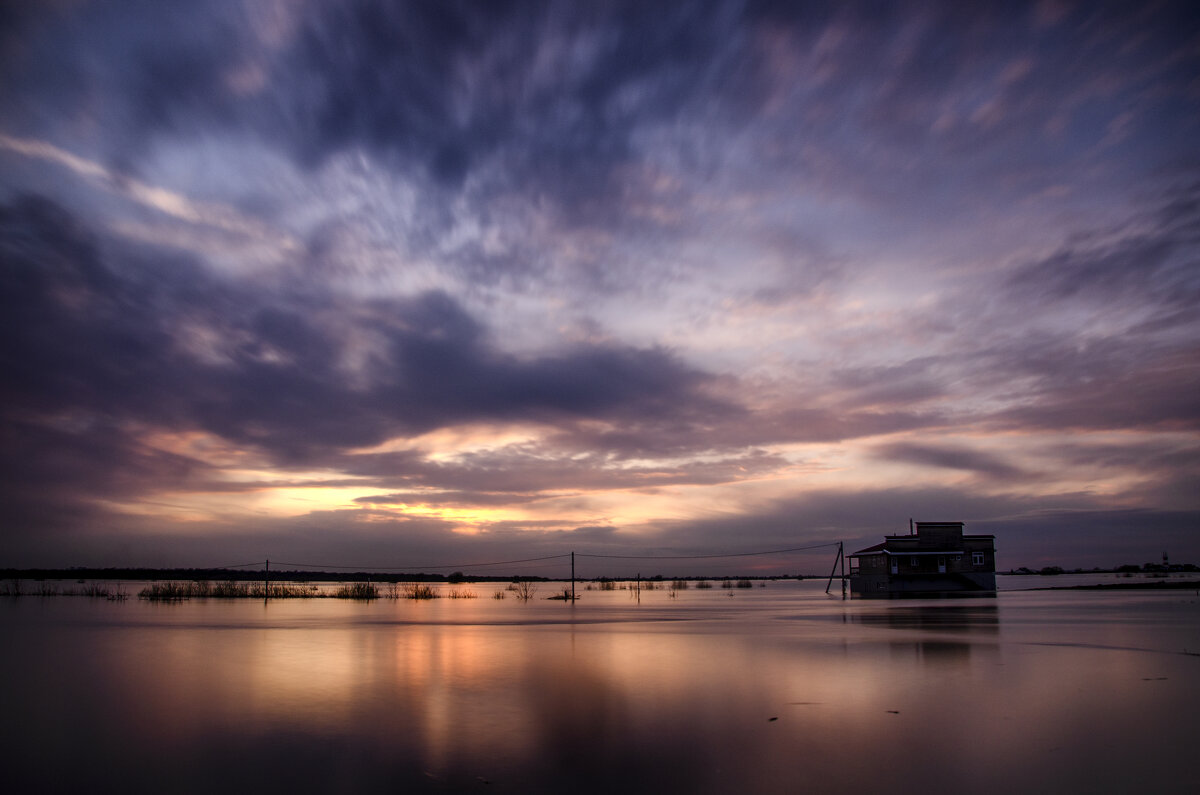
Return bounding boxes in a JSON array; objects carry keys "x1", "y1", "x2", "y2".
[
  {"x1": 1, "y1": 567, "x2": 809, "y2": 583},
  {"x1": 1008, "y1": 562, "x2": 1198, "y2": 575},
  {"x1": 0, "y1": 567, "x2": 553, "y2": 583}
]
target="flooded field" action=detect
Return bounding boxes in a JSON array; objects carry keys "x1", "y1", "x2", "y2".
[{"x1": 3, "y1": 577, "x2": 1198, "y2": 793}]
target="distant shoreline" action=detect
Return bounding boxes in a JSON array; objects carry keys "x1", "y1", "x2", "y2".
[
  {"x1": 0, "y1": 567, "x2": 808, "y2": 583},
  {"x1": 1028, "y1": 580, "x2": 1200, "y2": 591}
]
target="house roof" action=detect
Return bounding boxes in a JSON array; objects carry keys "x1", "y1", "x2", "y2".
[
  {"x1": 850, "y1": 534, "x2": 994, "y2": 557},
  {"x1": 883, "y1": 533, "x2": 994, "y2": 540}
]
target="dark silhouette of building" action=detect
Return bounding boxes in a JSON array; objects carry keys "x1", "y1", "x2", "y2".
[{"x1": 848, "y1": 521, "x2": 996, "y2": 596}]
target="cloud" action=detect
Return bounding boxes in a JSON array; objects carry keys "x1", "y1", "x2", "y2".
[
  {"x1": 873, "y1": 441, "x2": 1029, "y2": 481},
  {"x1": 0, "y1": 134, "x2": 297, "y2": 253},
  {"x1": 1005, "y1": 181, "x2": 1200, "y2": 311},
  {"x1": 634, "y1": 485, "x2": 1200, "y2": 572},
  {"x1": 346, "y1": 447, "x2": 789, "y2": 498},
  {"x1": 0, "y1": 416, "x2": 211, "y2": 535},
  {"x1": 0, "y1": 195, "x2": 736, "y2": 449},
  {"x1": 0, "y1": 194, "x2": 747, "y2": 528},
  {"x1": 988, "y1": 348, "x2": 1200, "y2": 433},
  {"x1": 2, "y1": 1, "x2": 1198, "y2": 570}
]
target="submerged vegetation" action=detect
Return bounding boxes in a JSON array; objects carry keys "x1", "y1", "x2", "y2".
[
  {"x1": 0, "y1": 580, "x2": 128, "y2": 600},
  {"x1": 508, "y1": 580, "x2": 538, "y2": 601},
  {"x1": 5, "y1": 574, "x2": 782, "y2": 603},
  {"x1": 135, "y1": 579, "x2": 457, "y2": 601},
  {"x1": 335, "y1": 582, "x2": 378, "y2": 600},
  {"x1": 139, "y1": 581, "x2": 321, "y2": 600},
  {"x1": 398, "y1": 582, "x2": 438, "y2": 600}
]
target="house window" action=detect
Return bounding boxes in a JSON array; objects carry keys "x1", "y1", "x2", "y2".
[
  {"x1": 910, "y1": 557, "x2": 919, "y2": 567},
  {"x1": 972, "y1": 552, "x2": 985, "y2": 566}
]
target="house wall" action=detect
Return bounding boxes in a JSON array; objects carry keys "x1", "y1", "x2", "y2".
[
  {"x1": 915, "y1": 522, "x2": 964, "y2": 549},
  {"x1": 851, "y1": 570, "x2": 996, "y2": 595}
]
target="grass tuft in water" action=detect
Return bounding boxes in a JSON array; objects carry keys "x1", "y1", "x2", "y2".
[
  {"x1": 334, "y1": 582, "x2": 379, "y2": 600},
  {"x1": 140, "y1": 580, "x2": 321, "y2": 600},
  {"x1": 401, "y1": 582, "x2": 438, "y2": 600}
]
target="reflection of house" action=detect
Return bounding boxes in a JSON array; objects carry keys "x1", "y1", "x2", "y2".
[{"x1": 848, "y1": 522, "x2": 995, "y2": 596}]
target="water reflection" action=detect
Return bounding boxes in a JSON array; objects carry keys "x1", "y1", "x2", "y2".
[
  {"x1": 882, "y1": 638, "x2": 971, "y2": 668},
  {"x1": 3, "y1": 586, "x2": 1198, "y2": 793},
  {"x1": 852, "y1": 603, "x2": 1000, "y2": 632}
]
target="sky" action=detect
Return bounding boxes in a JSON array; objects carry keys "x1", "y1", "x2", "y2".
[{"x1": 1, "y1": 0, "x2": 1198, "y2": 576}]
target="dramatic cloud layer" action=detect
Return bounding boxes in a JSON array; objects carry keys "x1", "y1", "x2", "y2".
[{"x1": 1, "y1": 0, "x2": 1198, "y2": 572}]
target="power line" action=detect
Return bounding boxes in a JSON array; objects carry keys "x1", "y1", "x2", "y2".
[
  {"x1": 578, "y1": 542, "x2": 840, "y2": 560},
  {"x1": 269, "y1": 553, "x2": 571, "y2": 572},
  {"x1": 196, "y1": 543, "x2": 840, "y2": 574}
]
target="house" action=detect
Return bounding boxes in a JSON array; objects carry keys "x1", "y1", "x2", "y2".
[{"x1": 848, "y1": 521, "x2": 996, "y2": 596}]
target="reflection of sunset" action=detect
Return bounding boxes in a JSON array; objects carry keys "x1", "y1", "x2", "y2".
[{"x1": 10, "y1": 584, "x2": 1200, "y2": 792}]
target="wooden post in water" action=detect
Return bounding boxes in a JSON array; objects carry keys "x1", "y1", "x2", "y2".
[
  {"x1": 264, "y1": 559, "x2": 269, "y2": 601},
  {"x1": 825, "y1": 543, "x2": 845, "y2": 596},
  {"x1": 840, "y1": 542, "x2": 846, "y2": 599},
  {"x1": 570, "y1": 551, "x2": 575, "y2": 603}
]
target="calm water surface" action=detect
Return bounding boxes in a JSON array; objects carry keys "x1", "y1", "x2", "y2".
[{"x1": 3, "y1": 578, "x2": 1198, "y2": 793}]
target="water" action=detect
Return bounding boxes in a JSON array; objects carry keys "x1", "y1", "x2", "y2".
[{"x1": 3, "y1": 579, "x2": 1198, "y2": 793}]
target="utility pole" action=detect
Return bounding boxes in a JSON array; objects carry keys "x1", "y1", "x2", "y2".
[
  {"x1": 841, "y1": 542, "x2": 846, "y2": 598},
  {"x1": 826, "y1": 542, "x2": 845, "y2": 597}
]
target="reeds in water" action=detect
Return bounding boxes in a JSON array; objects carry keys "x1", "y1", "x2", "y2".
[
  {"x1": 1, "y1": 580, "x2": 130, "y2": 599},
  {"x1": 400, "y1": 582, "x2": 438, "y2": 600},
  {"x1": 139, "y1": 581, "x2": 201, "y2": 600},
  {"x1": 334, "y1": 582, "x2": 379, "y2": 600},
  {"x1": 139, "y1": 580, "x2": 321, "y2": 600},
  {"x1": 71, "y1": 583, "x2": 129, "y2": 600}
]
